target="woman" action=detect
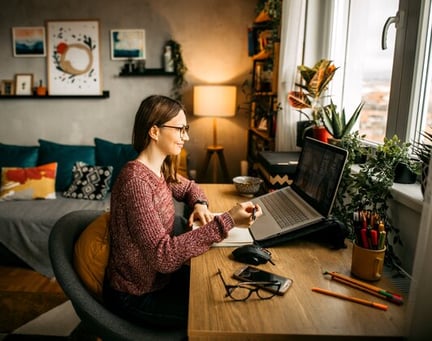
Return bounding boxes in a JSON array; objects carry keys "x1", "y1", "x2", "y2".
[{"x1": 103, "y1": 95, "x2": 262, "y2": 330}]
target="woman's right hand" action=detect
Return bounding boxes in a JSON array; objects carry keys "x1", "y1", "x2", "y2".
[{"x1": 228, "y1": 202, "x2": 262, "y2": 227}]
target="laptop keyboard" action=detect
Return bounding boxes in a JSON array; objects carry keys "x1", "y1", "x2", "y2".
[{"x1": 261, "y1": 190, "x2": 309, "y2": 227}]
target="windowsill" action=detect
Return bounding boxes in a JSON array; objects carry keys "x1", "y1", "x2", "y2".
[
  {"x1": 351, "y1": 164, "x2": 423, "y2": 213},
  {"x1": 390, "y1": 182, "x2": 423, "y2": 213}
]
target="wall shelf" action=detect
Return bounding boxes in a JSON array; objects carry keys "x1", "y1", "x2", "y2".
[
  {"x1": 119, "y1": 68, "x2": 174, "y2": 76},
  {"x1": 0, "y1": 91, "x2": 110, "y2": 99}
]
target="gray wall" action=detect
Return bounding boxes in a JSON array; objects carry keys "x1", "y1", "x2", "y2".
[{"x1": 0, "y1": 0, "x2": 256, "y2": 182}]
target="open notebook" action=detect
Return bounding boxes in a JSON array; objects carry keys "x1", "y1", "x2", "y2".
[{"x1": 192, "y1": 215, "x2": 253, "y2": 247}]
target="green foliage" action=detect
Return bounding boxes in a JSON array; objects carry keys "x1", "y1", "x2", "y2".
[
  {"x1": 167, "y1": 39, "x2": 188, "y2": 101},
  {"x1": 412, "y1": 130, "x2": 432, "y2": 164},
  {"x1": 322, "y1": 101, "x2": 364, "y2": 139},
  {"x1": 330, "y1": 133, "x2": 419, "y2": 269}
]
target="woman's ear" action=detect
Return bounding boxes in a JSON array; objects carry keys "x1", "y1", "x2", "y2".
[{"x1": 149, "y1": 125, "x2": 159, "y2": 141}]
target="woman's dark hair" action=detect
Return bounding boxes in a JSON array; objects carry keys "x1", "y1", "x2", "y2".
[{"x1": 132, "y1": 95, "x2": 186, "y2": 182}]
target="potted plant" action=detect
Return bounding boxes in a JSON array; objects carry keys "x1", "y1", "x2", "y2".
[
  {"x1": 412, "y1": 130, "x2": 432, "y2": 194},
  {"x1": 321, "y1": 100, "x2": 364, "y2": 143},
  {"x1": 166, "y1": 39, "x2": 188, "y2": 101},
  {"x1": 375, "y1": 135, "x2": 421, "y2": 184},
  {"x1": 331, "y1": 131, "x2": 368, "y2": 227},
  {"x1": 331, "y1": 134, "x2": 419, "y2": 270},
  {"x1": 288, "y1": 59, "x2": 338, "y2": 143}
]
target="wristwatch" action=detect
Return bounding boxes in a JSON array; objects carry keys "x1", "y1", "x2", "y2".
[{"x1": 194, "y1": 200, "x2": 208, "y2": 208}]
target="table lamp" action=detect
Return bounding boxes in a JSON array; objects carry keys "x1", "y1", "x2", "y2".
[{"x1": 193, "y1": 85, "x2": 237, "y2": 182}]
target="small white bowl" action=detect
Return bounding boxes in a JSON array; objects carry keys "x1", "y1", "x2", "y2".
[{"x1": 233, "y1": 176, "x2": 263, "y2": 197}]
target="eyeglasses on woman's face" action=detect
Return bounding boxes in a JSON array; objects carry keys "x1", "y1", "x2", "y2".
[
  {"x1": 159, "y1": 124, "x2": 190, "y2": 136},
  {"x1": 217, "y1": 268, "x2": 280, "y2": 301}
]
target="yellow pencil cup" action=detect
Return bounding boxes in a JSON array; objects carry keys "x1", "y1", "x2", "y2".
[{"x1": 351, "y1": 242, "x2": 386, "y2": 281}]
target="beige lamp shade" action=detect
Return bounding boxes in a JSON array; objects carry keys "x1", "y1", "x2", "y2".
[{"x1": 193, "y1": 85, "x2": 237, "y2": 117}]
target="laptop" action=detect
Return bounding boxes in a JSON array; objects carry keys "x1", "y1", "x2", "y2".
[{"x1": 250, "y1": 137, "x2": 348, "y2": 243}]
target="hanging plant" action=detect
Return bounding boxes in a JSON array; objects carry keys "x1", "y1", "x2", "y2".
[{"x1": 166, "y1": 39, "x2": 188, "y2": 101}]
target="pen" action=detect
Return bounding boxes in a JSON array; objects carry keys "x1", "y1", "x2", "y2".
[
  {"x1": 251, "y1": 207, "x2": 256, "y2": 221},
  {"x1": 324, "y1": 271, "x2": 403, "y2": 305},
  {"x1": 330, "y1": 275, "x2": 403, "y2": 305},
  {"x1": 312, "y1": 287, "x2": 388, "y2": 311}
]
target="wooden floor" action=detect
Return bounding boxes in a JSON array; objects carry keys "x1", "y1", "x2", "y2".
[{"x1": 0, "y1": 265, "x2": 63, "y2": 294}]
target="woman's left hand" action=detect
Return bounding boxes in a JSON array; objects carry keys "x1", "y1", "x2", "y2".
[{"x1": 188, "y1": 203, "x2": 214, "y2": 227}]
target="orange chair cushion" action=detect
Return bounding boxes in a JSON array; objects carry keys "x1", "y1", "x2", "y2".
[{"x1": 73, "y1": 212, "x2": 110, "y2": 300}]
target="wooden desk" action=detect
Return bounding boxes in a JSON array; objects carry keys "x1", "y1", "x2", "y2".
[{"x1": 189, "y1": 184, "x2": 407, "y2": 340}]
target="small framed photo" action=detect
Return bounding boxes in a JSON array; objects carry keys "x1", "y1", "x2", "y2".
[
  {"x1": 12, "y1": 27, "x2": 46, "y2": 57},
  {"x1": 110, "y1": 29, "x2": 146, "y2": 60},
  {"x1": 1, "y1": 80, "x2": 14, "y2": 95},
  {"x1": 15, "y1": 74, "x2": 34, "y2": 95}
]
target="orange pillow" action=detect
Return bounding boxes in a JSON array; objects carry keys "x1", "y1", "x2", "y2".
[
  {"x1": 74, "y1": 212, "x2": 110, "y2": 300},
  {"x1": 0, "y1": 162, "x2": 57, "y2": 200}
]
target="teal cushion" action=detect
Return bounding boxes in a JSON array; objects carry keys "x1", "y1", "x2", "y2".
[
  {"x1": 0, "y1": 143, "x2": 39, "y2": 168},
  {"x1": 94, "y1": 138, "x2": 138, "y2": 187},
  {"x1": 38, "y1": 139, "x2": 95, "y2": 192}
]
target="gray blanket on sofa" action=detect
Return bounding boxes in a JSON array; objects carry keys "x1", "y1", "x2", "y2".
[{"x1": 0, "y1": 193, "x2": 110, "y2": 277}]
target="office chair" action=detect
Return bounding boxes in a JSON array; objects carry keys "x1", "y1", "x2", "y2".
[{"x1": 49, "y1": 210, "x2": 186, "y2": 341}]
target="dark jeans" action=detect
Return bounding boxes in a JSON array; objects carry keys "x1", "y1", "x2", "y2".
[
  {"x1": 103, "y1": 215, "x2": 190, "y2": 329},
  {"x1": 103, "y1": 265, "x2": 190, "y2": 329}
]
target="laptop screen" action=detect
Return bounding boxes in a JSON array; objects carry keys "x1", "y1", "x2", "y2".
[{"x1": 291, "y1": 137, "x2": 348, "y2": 216}]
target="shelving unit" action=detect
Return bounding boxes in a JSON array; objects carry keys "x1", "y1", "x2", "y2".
[
  {"x1": 0, "y1": 90, "x2": 110, "y2": 99},
  {"x1": 246, "y1": 2, "x2": 281, "y2": 175}
]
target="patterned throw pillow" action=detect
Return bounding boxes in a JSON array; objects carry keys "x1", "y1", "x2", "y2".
[
  {"x1": 63, "y1": 162, "x2": 113, "y2": 200},
  {"x1": 0, "y1": 163, "x2": 57, "y2": 201}
]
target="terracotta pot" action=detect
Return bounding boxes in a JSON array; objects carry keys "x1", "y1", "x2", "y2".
[
  {"x1": 36, "y1": 86, "x2": 47, "y2": 96},
  {"x1": 312, "y1": 126, "x2": 330, "y2": 143}
]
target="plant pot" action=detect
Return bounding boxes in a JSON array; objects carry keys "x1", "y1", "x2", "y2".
[
  {"x1": 296, "y1": 120, "x2": 314, "y2": 147},
  {"x1": 312, "y1": 126, "x2": 330, "y2": 143},
  {"x1": 394, "y1": 163, "x2": 417, "y2": 184}
]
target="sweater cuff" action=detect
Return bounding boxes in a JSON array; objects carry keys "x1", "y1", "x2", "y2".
[{"x1": 214, "y1": 212, "x2": 235, "y2": 239}]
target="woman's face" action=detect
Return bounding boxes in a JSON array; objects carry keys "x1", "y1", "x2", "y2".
[{"x1": 157, "y1": 109, "x2": 189, "y2": 156}]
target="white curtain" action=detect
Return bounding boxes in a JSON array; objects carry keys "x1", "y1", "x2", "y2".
[{"x1": 275, "y1": 0, "x2": 307, "y2": 151}]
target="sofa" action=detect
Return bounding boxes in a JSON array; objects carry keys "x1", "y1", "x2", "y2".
[{"x1": 0, "y1": 138, "x2": 139, "y2": 278}]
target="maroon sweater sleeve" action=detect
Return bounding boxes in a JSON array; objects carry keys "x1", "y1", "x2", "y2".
[{"x1": 106, "y1": 161, "x2": 234, "y2": 295}]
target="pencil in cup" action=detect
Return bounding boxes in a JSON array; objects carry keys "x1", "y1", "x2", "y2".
[{"x1": 311, "y1": 287, "x2": 388, "y2": 311}]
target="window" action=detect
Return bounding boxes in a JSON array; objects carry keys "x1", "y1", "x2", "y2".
[
  {"x1": 410, "y1": 0, "x2": 432, "y2": 140},
  {"x1": 321, "y1": 0, "x2": 425, "y2": 144},
  {"x1": 331, "y1": 0, "x2": 398, "y2": 144}
]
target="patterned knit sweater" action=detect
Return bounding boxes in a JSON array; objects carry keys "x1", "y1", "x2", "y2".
[{"x1": 106, "y1": 160, "x2": 234, "y2": 296}]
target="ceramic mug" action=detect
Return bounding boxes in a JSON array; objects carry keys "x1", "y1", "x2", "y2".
[{"x1": 351, "y1": 242, "x2": 386, "y2": 281}]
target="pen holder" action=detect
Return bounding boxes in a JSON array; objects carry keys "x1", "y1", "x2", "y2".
[{"x1": 351, "y1": 242, "x2": 386, "y2": 281}]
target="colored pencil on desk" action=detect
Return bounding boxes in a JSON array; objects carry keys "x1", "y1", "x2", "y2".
[
  {"x1": 312, "y1": 287, "x2": 388, "y2": 311},
  {"x1": 330, "y1": 276, "x2": 403, "y2": 305},
  {"x1": 324, "y1": 271, "x2": 403, "y2": 305}
]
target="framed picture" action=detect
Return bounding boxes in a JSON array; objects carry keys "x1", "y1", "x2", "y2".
[
  {"x1": 12, "y1": 27, "x2": 46, "y2": 57},
  {"x1": 252, "y1": 60, "x2": 273, "y2": 93},
  {"x1": 110, "y1": 29, "x2": 146, "y2": 60},
  {"x1": 1, "y1": 80, "x2": 14, "y2": 95},
  {"x1": 46, "y1": 20, "x2": 102, "y2": 95},
  {"x1": 14, "y1": 74, "x2": 33, "y2": 95}
]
